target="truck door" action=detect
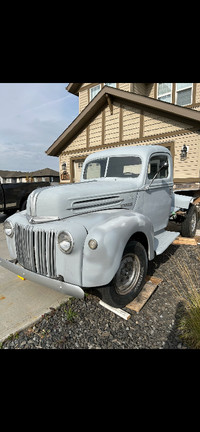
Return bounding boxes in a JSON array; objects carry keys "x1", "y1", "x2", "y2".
[
  {"x1": 0, "y1": 184, "x2": 4, "y2": 212},
  {"x1": 143, "y1": 153, "x2": 173, "y2": 232}
]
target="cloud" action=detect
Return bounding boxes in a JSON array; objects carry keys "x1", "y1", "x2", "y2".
[{"x1": 0, "y1": 83, "x2": 79, "y2": 171}]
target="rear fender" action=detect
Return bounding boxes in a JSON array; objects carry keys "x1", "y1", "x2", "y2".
[
  {"x1": 171, "y1": 192, "x2": 194, "y2": 214},
  {"x1": 82, "y1": 210, "x2": 154, "y2": 288}
]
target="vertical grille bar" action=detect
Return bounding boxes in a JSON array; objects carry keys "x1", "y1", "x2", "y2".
[{"x1": 15, "y1": 224, "x2": 56, "y2": 278}]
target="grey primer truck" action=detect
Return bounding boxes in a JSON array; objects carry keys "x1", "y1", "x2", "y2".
[{"x1": 0, "y1": 145, "x2": 198, "y2": 308}]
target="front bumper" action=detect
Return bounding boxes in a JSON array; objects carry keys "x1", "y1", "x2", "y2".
[{"x1": 0, "y1": 257, "x2": 85, "y2": 299}]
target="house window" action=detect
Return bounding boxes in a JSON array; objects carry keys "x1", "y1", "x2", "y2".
[
  {"x1": 157, "y1": 83, "x2": 193, "y2": 106},
  {"x1": 176, "y1": 83, "x2": 193, "y2": 106},
  {"x1": 90, "y1": 83, "x2": 117, "y2": 101},
  {"x1": 157, "y1": 83, "x2": 172, "y2": 103},
  {"x1": 90, "y1": 84, "x2": 101, "y2": 101}
]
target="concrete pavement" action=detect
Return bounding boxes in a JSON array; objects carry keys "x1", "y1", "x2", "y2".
[{"x1": 0, "y1": 214, "x2": 69, "y2": 343}]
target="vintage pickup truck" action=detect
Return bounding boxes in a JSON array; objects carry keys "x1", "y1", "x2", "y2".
[{"x1": 0, "y1": 145, "x2": 198, "y2": 307}]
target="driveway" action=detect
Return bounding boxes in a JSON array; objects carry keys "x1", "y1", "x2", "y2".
[{"x1": 0, "y1": 213, "x2": 68, "y2": 342}]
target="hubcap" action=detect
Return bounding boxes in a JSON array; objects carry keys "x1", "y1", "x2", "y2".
[
  {"x1": 115, "y1": 253, "x2": 141, "y2": 296},
  {"x1": 191, "y1": 213, "x2": 197, "y2": 233}
]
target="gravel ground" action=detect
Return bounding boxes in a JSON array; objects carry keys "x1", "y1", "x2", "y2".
[{"x1": 1, "y1": 232, "x2": 199, "y2": 350}]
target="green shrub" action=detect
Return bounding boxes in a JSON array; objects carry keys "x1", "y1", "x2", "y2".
[
  {"x1": 168, "y1": 247, "x2": 200, "y2": 349},
  {"x1": 178, "y1": 302, "x2": 200, "y2": 348}
]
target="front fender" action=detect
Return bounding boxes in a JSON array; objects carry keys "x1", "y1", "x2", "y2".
[{"x1": 82, "y1": 209, "x2": 154, "y2": 288}]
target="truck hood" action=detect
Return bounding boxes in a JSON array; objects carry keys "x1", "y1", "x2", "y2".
[{"x1": 26, "y1": 180, "x2": 139, "y2": 222}]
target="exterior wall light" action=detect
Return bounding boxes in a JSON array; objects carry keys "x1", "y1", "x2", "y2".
[{"x1": 180, "y1": 144, "x2": 188, "y2": 160}]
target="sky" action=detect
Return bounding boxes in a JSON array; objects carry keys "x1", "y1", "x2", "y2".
[{"x1": 0, "y1": 83, "x2": 79, "y2": 172}]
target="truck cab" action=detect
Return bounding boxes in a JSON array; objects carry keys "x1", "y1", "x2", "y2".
[
  {"x1": 0, "y1": 145, "x2": 197, "y2": 308},
  {"x1": 81, "y1": 145, "x2": 173, "y2": 232}
]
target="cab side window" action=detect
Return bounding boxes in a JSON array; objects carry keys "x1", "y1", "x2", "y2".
[{"x1": 148, "y1": 155, "x2": 169, "y2": 180}]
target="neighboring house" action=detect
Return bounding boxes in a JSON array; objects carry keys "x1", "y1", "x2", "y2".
[
  {"x1": 46, "y1": 83, "x2": 200, "y2": 189},
  {"x1": 0, "y1": 168, "x2": 59, "y2": 184}
]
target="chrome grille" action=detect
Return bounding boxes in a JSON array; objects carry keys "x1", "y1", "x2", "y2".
[{"x1": 15, "y1": 224, "x2": 57, "y2": 278}]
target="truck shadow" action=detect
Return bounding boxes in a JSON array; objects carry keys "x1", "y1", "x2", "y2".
[
  {"x1": 162, "y1": 300, "x2": 189, "y2": 349},
  {"x1": 147, "y1": 243, "x2": 180, "y2": 277}
]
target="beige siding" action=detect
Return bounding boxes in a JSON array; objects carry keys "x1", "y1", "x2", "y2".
[
  {"x1": 122, "y1": 105, "x2": 140, "y2": 140},
  {"x1": 143, "y1": 111, "x2": 191, "y2": 137},
  {"x1": 173, "y1": 132, "x2": 200, "y2": 180},
  {"x1": 195, "y1": 83, "x2": 200, "y2": 104},
  {"x1": 80, "y1": 83, "x2": 91, "y2": 88},
  {"x1": 146, "y1": 83, "x2": 155, "y2": 98},
  {"x1": 104, "y1": 103, "x2": 120, "y2": 144},
  {"x1": 69, "y1": 128, "x2": 87, "y2": 152},
  {"x1": 79, "y1": 90, "x2": 89, "y2": 112},
  {"x1": 78, "y1": 83, "x2": 96, "y2": 112},
  {"x1": 133, "y1": 83, "x2": 146, "y2": 95},
  {"x1": 118, "y1": 83, "x2": 130, "y2": 91},
  {"x1": 89, "y1": 112, "x2": 102, "y2": 147}
]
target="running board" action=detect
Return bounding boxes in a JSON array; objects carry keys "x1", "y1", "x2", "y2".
[{"x1": 154, "y1": 230, "x2": 180, "y2": 255}]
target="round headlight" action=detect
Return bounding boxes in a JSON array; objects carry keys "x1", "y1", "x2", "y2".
[
  {"x1": 58, "y1": 231, "x2": 73, "y2": 254},
  {"x1": 4, "y1": 220, "x2": 14, "y2": 237}
]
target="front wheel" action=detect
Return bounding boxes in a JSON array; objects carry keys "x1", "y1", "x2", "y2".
[{"x1": 100, "y1": 241, "x2": 148, "y2": 308}]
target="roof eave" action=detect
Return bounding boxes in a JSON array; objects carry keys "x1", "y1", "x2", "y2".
[
  {"x1": 46, "y1": 87, "x2": 109, "y2": 156},
  {"x1": 66, "y1": 83, "x2": 82, "y2": 96}
]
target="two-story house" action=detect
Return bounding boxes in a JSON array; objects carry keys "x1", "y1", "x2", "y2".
[{"x1": 46, "y1": 83, "x2": 200, "y2": 190}]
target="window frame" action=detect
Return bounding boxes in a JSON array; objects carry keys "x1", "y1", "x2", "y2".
[
  {"x1": 89, "y1": 84, "x2": 101, "y2": 101},
  {"x1": 175, "y1": 83, "x2": 193, "y2": 106},
  {"x1": 157, "y1": 83, "x2": 193, "y2": 106},
  {"x1": 89, "y1": 83, "x2": 117, "y2": 101},
  {"x1": 157, "y1": 83, "x2": 172, "y2": 103}
]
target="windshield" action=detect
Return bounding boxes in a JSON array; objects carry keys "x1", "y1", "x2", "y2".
[{"x1": 83, "y1": 156, "x2": 142, "y2": 180}]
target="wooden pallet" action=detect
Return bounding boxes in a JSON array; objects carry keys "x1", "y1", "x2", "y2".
[
  {"x1": 99, "y1": 276, "x2": 163, "y2": 318},
  {"x1": 126, "y1": 276, "x2": 163, "y2": 313},
  {"x1": 172, "y1": 236, "x2": 198, "y2": 245}
]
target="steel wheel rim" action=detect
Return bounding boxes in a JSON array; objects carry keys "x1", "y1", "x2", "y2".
[
  {"x1": 191, "y1": 212, "x2": 197, "y2": 233},
  {"x1": 115, "y1": 253, "x2": 141, "y2": 295}
]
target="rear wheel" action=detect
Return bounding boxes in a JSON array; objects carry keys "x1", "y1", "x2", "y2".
[
  {"x1": 181, "y1": 205, "x2": 198, "y2": 238},
  {"x1": 100, "y1": 241, "x2": 148, "y2": 308}
]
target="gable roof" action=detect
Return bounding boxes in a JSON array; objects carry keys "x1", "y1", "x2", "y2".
[
  {"x1": 46, "y1": 86, "x2": 200, "y2": 157},
  {"x1": 30, "y1": 168, "x2": 59, "y2": 177},
  {"x1": 0, "y1": 170, "x2": 29, "y2": 179}
]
